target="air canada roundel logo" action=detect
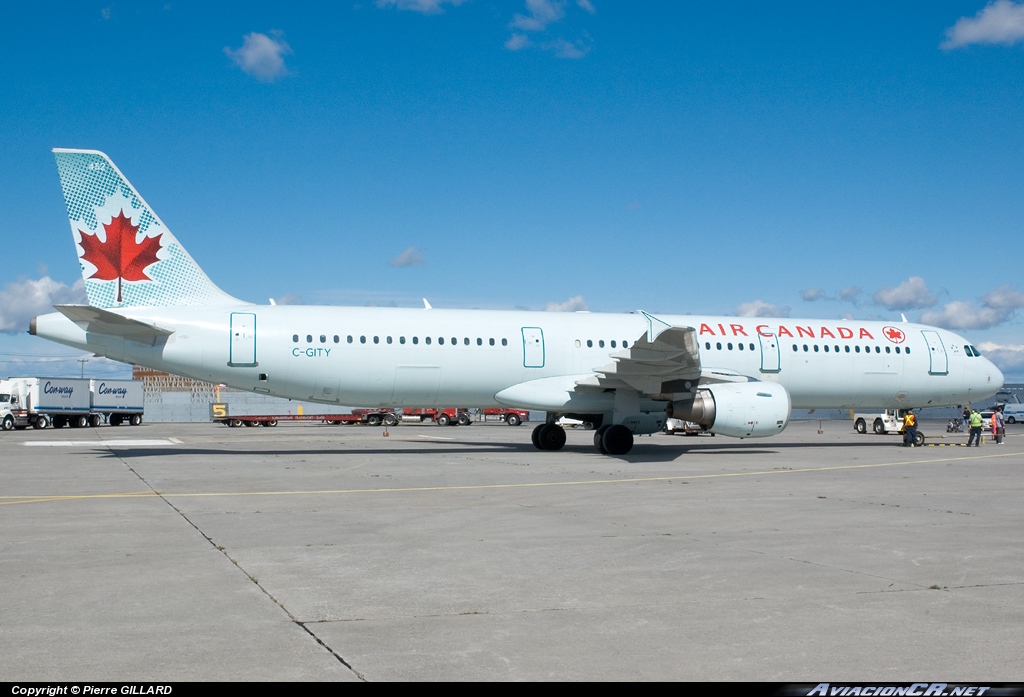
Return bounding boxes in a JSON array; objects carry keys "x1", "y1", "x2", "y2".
[
  {"x1": 882, "y1": 326, "x2": 906, "y2": 344},
  {"x1": 78, "y1": 209, "x2": 163, "y2": 303}
]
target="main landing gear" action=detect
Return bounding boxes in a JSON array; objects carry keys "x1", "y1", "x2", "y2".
[{"x1": 531, "y1": 421, "x2": 635, "y2": 455}]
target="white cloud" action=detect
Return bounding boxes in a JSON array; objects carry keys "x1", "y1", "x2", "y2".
[
  {"x1": 545, "y1": 295, "x2": 588, "y2": 312},
  {"x1": 388, "y1": 247, "x2": 425, "y2": 267},
  {"x1": 577, "y1": 0, "x2": 595, "y2": 13},
  {"x1": 838, "y1": 285, "x2": 862, "y2": 304},
  {"x1": 376, "y1": 0, "x2": 467, "y2": 13},
  {"x1": 977, "y1": 341, "x2": 1024, "y2": 374},
  {"x1": 981, "y1": 284, "x2": 1024, "y2": 309},
  {"x1": 735, "y1": 300, "x2": 790, "y2": 318},
  {"x1": 511, "y1": 0, "x2": 565, "y2": 32},
  {"x1": 224, "y1": 32, "x2": 292, "y2": 82},
  {"x1": 275, "y1": 292, "x2": 303, "y2": 305},
  {"x1": 801, "y1": 288, "x2": 826, "y2": 302},
  {"x1": 505, "y1": 33, "x2": 531, "y2": 51},
  {"x1": 872, "y1": 277, "x2": 937, "y2": 310},
  {"x1": 942, "y1": 0, "x2": 1024, "y2": 49},
  {"x1": 919, "y1": 301, "x2": 1011, "y2": 330},
  {"x1": 550, "y1": 37, "x2": 589, "y2": 58},
  {"x1": 0, "y1": 277, "x2": 86, "y2": 333}
]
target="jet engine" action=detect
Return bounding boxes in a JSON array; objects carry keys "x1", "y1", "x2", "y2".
[{"x1": 666, "y1": 381, "x2": 791, "y2": 438}]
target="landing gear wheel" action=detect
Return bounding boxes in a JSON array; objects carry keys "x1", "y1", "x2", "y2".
[
  {"x1": 506, "y1": 413, "x2": 522, "y2": 427},
  {"x1": 601, "y1": 425, "x2": 634, "y2": 455},
  {"x1": 594, "y1": 425, "x2": 611, "y2": 454},
  {"x1": 531, "y1": 423, "x2": 544, "y2": 449},
  {"x1": 854, "y1": 419, "x2": 866, "y2": 434},
  {"x1": 873, "y1": 419, "x2": 886, "y2": 435},
  {"x1": 535, "y1": 423, "x2": 566, "y2": 451},
  {"x1": 383, "y1": 414, "x2": 398, "y2": 427},
  {"x1": 437, "y1": 414, "x2": 451, "y2": 427},
  {"x1": 914, "y1": 431, "x2": 925, "y2": 446}
]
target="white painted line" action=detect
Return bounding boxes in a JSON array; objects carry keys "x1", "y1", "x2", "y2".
[
  {"x1": 417, "y1": 434, "x2": 454, "y2": 441},
  {"x1": 25, "y1": 439, "x2": 181, "y2": 447}
]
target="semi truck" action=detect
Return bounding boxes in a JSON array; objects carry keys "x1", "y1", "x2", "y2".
[{"x1": 0, "y1": 377, "x2": 144, "y2": 430}]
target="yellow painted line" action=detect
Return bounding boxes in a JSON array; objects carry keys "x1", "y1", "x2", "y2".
[{"x1": 1, "y1": 449, "x2": 1018, "y2": 507}]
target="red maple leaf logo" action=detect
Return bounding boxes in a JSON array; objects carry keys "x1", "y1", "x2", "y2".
[
  {"x1": 78, "y1": 210, "x2": 162, "y2": 302},
  {"x1": 883, "y1": 326, "x2": 906, "y2": 344}
]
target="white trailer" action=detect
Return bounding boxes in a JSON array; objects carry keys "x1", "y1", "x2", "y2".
[
  {"x1": 0, "y1": 377, "x2": 92, "y2": 429},
  {"x1": 90, "y1": 379, "x2": 145, "y2": 426}
]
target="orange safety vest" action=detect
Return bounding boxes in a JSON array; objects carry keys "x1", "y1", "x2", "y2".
[{"x1": 903, "y1": 413, "x2": 916, "y2": 428}]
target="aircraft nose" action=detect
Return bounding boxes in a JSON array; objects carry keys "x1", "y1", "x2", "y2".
[{"x1": 981, "y1": 357, "x2": 1004, "y2": 393}]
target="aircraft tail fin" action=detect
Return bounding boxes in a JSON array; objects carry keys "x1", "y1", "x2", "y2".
[{"x1": 53, "y1": 149, "x2": 242, "y2": 309}]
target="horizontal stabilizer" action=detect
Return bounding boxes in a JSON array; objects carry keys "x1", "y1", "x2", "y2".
[{"x1": 54, "y1": 305, "x2": 174, "y2": 344}]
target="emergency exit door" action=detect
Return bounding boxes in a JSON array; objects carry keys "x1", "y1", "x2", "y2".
[
  {"x1": 758, "y1": 332, "x2": 781, "y2": 373},
  {"x1": 522, "y1": 327, "x2": 545, "y2": 368},
  {"x1": 229, "y1": 312, "x2": 258, "y2": 367}
]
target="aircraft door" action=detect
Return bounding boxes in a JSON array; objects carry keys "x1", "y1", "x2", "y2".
[
  {"x1": 921, "y1": 331, "x2": 949, "y2": 375},
  {"x1": 522, "y1": 327, "x2": 545, "y2": 368},
  {"x1": 758, "y1": 332, "x2": 781, "y2": 373},
  {"x1": 229, "y1": 312, "x2": 257, "y2": 367}
]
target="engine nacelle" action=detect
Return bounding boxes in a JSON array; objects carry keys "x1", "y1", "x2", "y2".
[{"x1": 667, "y1": 381, "x2": 791, "y2": 438}]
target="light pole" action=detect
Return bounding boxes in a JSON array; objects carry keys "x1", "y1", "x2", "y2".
[{"x1": 78, "y1": 357, "x2": 88, "y2": 378}]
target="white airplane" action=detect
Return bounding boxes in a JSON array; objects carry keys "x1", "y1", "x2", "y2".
[{"x1": 31, "y1": 149, "x2": 1003, "y2": 455}]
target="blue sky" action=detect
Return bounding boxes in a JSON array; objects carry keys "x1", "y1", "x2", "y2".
[{"x1": 3, "y1": 1, "x2": 1024, "y2": 379}]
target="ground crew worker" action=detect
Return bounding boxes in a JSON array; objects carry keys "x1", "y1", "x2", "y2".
[
  {"x1": 902, "y1": 410, "x2": 918, "y2": 447},
  {"x1": 994, "y1": 406, "x2": 1005, "y2": 444},
  {"x1": 968, "y1": 408, "x2": 984, "y2": 446}
]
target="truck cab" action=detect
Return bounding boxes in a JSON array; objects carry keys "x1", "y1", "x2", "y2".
[
  {"x1": 0, "y1": 393, "x2": 13, "y2": 431},
  {"x1": 853, "y1": 409, "x2": 911, "y2": 435}
]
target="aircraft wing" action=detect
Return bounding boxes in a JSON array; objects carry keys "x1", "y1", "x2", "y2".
[
  {"x1": 576, "y1": 325, "x2": 702, "y2": 395},
  {"x1": 54, "y1": 305, "x2": 174, "y2": 345},
  {"x1": 575, "y1": 313, "x2": 760, "y2": 396}
]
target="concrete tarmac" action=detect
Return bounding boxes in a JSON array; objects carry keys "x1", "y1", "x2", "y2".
[{"x1": 1, "y1": 419, "x2": 1021, "y2": 681}]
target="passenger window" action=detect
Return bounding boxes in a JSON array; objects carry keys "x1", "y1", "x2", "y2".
[
  {"x1": 834, "y1": 345, "x2": 839, "y2": 353},
  {"x1": 716, "y1": 342, "x2": 722, "y2": 350},
  {"x1": 885, "y1": 346, "x2": 891, "y2": 353},
  {"x1": 347, "y1": 335, "x2": 353, "y2": 344},
  {"x1": 750, "y1": 343, "x2": 755, "y2": 351},
  {"x1": 905, "y1": 347, "x2": 911, "y2": 354},
  {"x1": 360, "y1": 336, "x2": 366, "y2": 344},
  {"x1": 413, "y1": 337, "x2": 419, "y2": 344},
  {"x1": 452, "y1": 337, "x2": 457, "y2": 346},
  {"x1": 738, "y1": 343, "x2": 744, "y2": 350},
  {"x1": 387, "y1": 336, "x2": 393, "y2": 344},
  {"x1": 793, "y1": 344, "x2": 798, "y2": 352},
  {"x1": 803, "y1": 345, "x2": 808, "y2": 352},
  {"x1": 727, "y1": 342, "x2": 733, "y2": 350},
  {"x1": 464, "y1": 338, "x2": 470, "y2": 346},
  {"x1": 334, "y1": 335, "x2": 339, "y2": 343},
  {"x1": 706, "y1": 342, "x2": 712, "y2": 350},
  {"x1": 477, "y1": 338, "x2": 483, "y2": 346},
  {"x1": 813, "y1": 345, "x2": 819, "y2": 352},
  {"x1": 611, "y1": 340, "x2": 617, "y2": 348},
  {"x1": 320, "y1": 335, "x2": 326, "y2": 343},
  {"x1": 400, "y1": 336, "x2": 406, "y2": 344},
  {"x1": 875, "y1": 346, "x2": 880, "y2": 353},
  {"x1": 490, "y1": 338, "x2": 495, "y2": 346},
  {"x1": 292, "y1": 334, "x2": 299, "y2": 343},
  {"x1": 373, "y1": 336, "x2": 379, "y2": 344},
  {"x1": 599, "y1": 340, "x2": 605, "y2": 348},
  {"x1": 587, "y1": 340, "x2": 593, "y2": 348},
  {"x1": 306, "y1": 335, "x2": 313, "y2": 343},
  {"x1": 622, "y1": 341, "x2": 629, "y2": 348},
  {"x1": 855, "y1": 346, "x2": 860, "y2": 353},
  {"x1": 502, "y1": 339, "x2": 508, "y2": 346},
  {"x1": 845, "y1": 346, "x2": 850, "y2": 353},
  {"x1": 824, "y1": 345, "x2": 829, "y2": 352},
  {"x1": 895, "y1": 346, "x2": 900, "y2": 354},
  {"x1": 426, "y1": 337, "x2": 432, "y2": 345},
  {"x1": 439, "y1": 337, "x2": 445, "y2": 345}
]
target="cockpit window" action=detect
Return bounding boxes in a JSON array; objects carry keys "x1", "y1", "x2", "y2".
[
  {"x1": 970, "y1": 345, "x2": 982, "y2": 356},
  {"x1": 964, "y1": 345, "x2": 974, "y2": 357}
]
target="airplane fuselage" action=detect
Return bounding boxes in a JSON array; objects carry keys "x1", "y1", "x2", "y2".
[{"x1": 33, "y1": 305, "x2": 1002, "y2": 414}]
